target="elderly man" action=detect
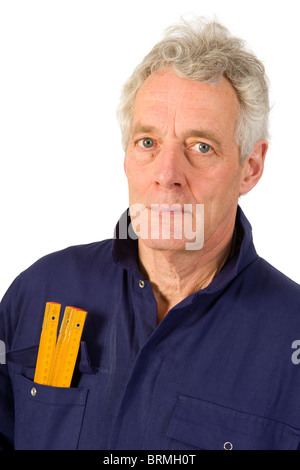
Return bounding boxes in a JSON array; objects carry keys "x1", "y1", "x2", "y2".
[{"x1": 1, "y1": 17, "x2": 300, "y2": 450}]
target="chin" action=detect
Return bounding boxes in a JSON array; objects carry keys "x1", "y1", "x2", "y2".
[{"x1": 138, "y1": 237, "x2": 192, "y2": 252}]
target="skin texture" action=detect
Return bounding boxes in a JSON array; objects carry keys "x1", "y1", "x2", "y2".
[{"x1": 124, "y1": 69, "x2": 268, "y2": 323}]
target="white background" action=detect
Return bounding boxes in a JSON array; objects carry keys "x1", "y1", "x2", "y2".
[{"x1": 0, "y1": 0, "x2": 299, "y2": 299}]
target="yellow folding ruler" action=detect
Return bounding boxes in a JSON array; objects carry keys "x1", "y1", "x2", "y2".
[
  {"x1": 34, "y1": 302, "x2": 87, "y2": 388},
  {"x1": 49, "y1": 306, "x2": 87, "y2": 387},
  {"x1": 34, "y1": 302, "x2": 61, "y2": 385}
]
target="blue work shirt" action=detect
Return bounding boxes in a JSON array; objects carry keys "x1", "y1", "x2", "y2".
[{"x1": 1, "y1": 206, "x2": 300, "y2": 450}]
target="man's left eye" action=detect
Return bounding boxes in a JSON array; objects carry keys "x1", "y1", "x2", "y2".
[{"x1": 191, "y1": 142, "x2": 212, "y2": 154}]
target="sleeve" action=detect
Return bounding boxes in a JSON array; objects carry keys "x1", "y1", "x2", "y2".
[
  {"x1": 0, "y1": 278, "x2": 21, "y2": 449},
  {"x1": 0, "y1": 364, "x2": 14, "y2": 449}
]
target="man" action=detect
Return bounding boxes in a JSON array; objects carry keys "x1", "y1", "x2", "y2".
[{"x1": 1, "y1": 17, "x2": 300, "y2": 450}]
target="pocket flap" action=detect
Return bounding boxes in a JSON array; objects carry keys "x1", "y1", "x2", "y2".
[
  {"x1": 15, "y1": 373, "x2": 88, "y2": 405},
  {"x1": 167, "y1": 395, "x2": 300, "y2": 450}
]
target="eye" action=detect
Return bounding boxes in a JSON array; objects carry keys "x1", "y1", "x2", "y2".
[
  {"x1": 191, "y1": 142, "x2": 212, "y2": 154},
  {"x1": 136, "y1": 138, "x2": 155, "y2": 149}
]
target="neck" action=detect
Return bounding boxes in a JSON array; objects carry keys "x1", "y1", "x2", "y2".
[{"x1": 138, "y1": 231, "x2": 234, "y2": 324}]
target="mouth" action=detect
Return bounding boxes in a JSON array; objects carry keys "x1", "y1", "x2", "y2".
[
  {"x1": 147, "y1": 204, "x2": 187, "y2": 215},
  {"x1": 147, "y1": 203, "x2": 188, "y2": 214}
]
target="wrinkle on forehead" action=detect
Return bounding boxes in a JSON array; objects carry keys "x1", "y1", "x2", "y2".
[{"x1": 133, "y1": 70, "x2": 240, "y2": 146}]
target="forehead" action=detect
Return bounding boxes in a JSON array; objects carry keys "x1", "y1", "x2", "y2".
[{"x1": 132, "y1": 69, "x2": 240, "y2": 136}]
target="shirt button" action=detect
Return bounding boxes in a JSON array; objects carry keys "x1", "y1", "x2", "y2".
[
  {"x1": 224, "y1": 441, "x2": 233, "y2": 450},
  {"x1": 31, "y1": 387, "x2": 37, "y2": 397},
  {"x1": 138, "y1": 280, "x2": 145, "y2": 288}
]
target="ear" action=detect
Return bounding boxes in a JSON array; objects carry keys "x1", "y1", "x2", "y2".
[
  {"x1": 239, "y1": 140, "x2": 268, "y2": 195},
  {"x1": 123, "y1": 154, "x2": 127, "y2": 176}
]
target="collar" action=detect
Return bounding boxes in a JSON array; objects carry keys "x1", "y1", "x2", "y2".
[{"x1": 112, "y1": 205, "x2": 258, "y2": 292}]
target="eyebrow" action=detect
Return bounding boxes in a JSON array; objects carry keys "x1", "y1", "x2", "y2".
[
  {"x1": 131, "y1": 125, "x2": 158, "y2": 138},
  {"x1": 131, "y1": 124, "x2": 223, "y2": 150}
]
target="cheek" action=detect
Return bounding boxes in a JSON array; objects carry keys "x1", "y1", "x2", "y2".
[
  {"x1": 191, "y1": 166, "x2": 242, "y2": 211},
  {"x1": 125, "y1": 158, "x2": 149, "y2": 201}
]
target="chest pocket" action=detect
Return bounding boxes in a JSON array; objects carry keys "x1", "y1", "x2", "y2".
[
  {"x1": 167, "y1": 395, "x2": 300, "y2": 450},
  {"x1": 14, "y1": 374, "x2": 88, "y2": 450}
]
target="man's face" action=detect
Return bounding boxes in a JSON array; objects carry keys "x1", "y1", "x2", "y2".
[{"x1": 124, "y1": 69, "x2": 255, "y2": 253}]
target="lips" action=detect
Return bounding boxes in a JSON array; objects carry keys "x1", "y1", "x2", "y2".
[{"x1": 147, "y1": 204, "x2": 190, "y2": 214}]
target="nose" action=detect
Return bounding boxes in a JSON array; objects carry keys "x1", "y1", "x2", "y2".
[{"x1": 153, "y1": 143, "x2": 187, "y2": 190}]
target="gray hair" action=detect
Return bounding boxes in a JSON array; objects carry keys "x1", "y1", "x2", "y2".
[{"x1": 117, "y1": 17, "x2": 270, "y2": 163}]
